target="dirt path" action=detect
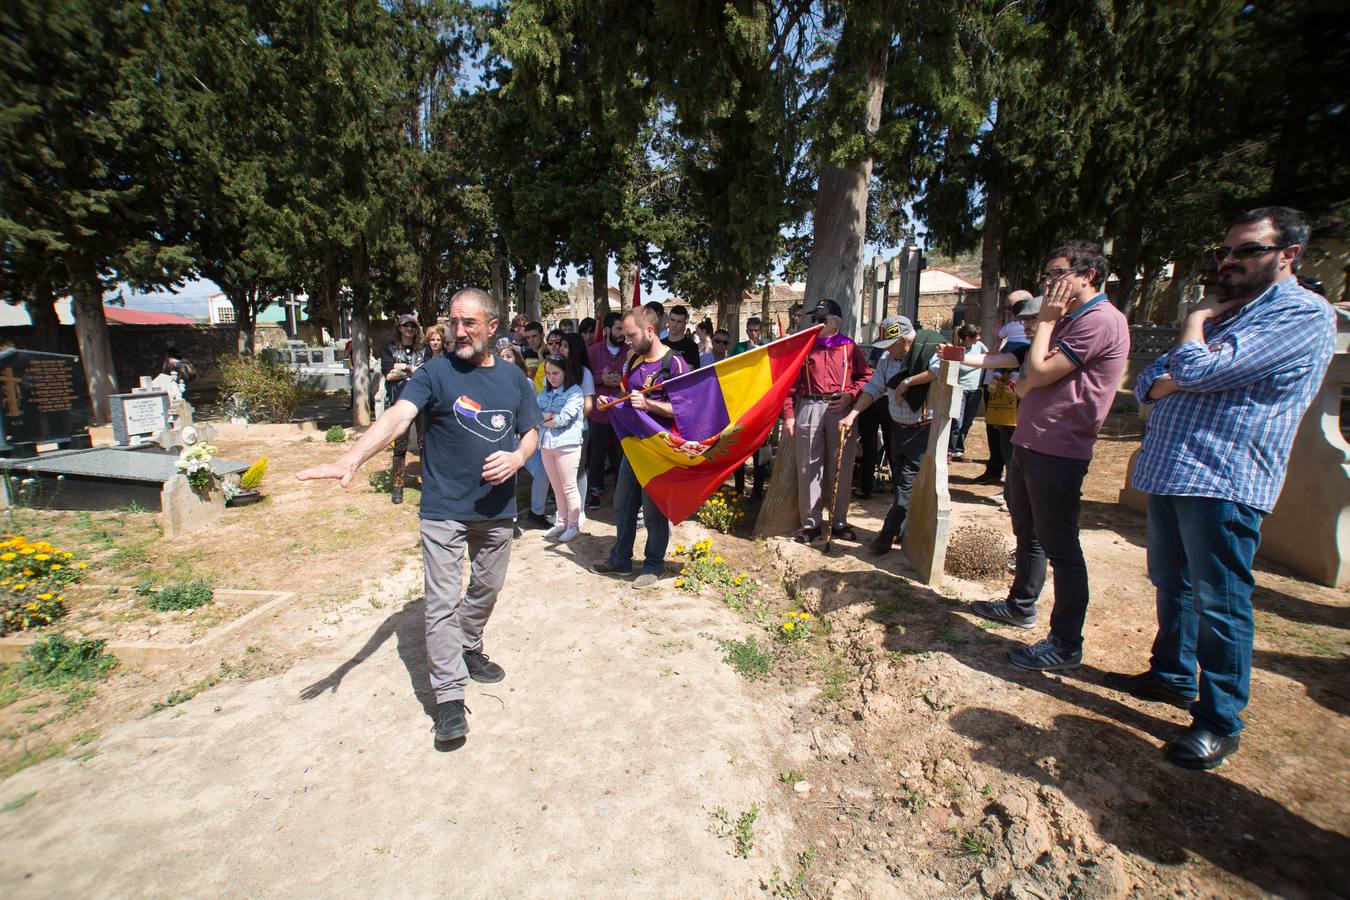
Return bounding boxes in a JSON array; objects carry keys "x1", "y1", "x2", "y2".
[{"x1": 0, "y1": 522, "x2": 796, "y2": 897}]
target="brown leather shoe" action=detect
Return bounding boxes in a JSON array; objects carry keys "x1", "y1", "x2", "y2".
[{"x1": 868, "y1": 532, "x2": 894, "y2": 555}]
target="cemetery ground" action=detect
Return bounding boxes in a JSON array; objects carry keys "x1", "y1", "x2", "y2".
[{"x1": 0, "y1": 423, "x2": 1345, "y2": 897}]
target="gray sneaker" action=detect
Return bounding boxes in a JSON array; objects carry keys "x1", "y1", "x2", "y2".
[
  {"x1": 1008, "y1": 635, "x2": 1082, "y2": 671},
  {"x1": 969, "y1": 599, "x2": 1037, "y2": 629},
  {"x1": 631, "y1": 573, "x2": 660, "y2": 589}
]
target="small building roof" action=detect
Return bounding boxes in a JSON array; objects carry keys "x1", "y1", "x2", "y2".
[
  {"x1": 919, "y1": 269, "x2": 978, "y2": 294},
  {"x1": 103, "y1": 306, "x2": 197, "y2": 325}
]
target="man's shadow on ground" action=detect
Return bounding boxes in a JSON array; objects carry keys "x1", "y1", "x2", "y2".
[
  {"x1": 795, "y1": 564, "x2": 1350, "y2": 894},
  {"x1": 297, "y1": 600, "x2": 466, "y2": 751}
]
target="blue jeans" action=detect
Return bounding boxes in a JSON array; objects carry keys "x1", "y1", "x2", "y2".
[
  {"x1": 607, "y1": 456, "x2": 669, "y2": 575},
  {"x1": 949, "y1": 388, "x2": 981, "y2": 455},
  {"x1": 880, "y1": 423, "x2": 929, "y2": 538},
  {"x1": 1146, "y1": 493, "x2": 1264, "y2": 736},
  {"x1": 523, "y1": 448, "x2": 549, "y2": 515}
]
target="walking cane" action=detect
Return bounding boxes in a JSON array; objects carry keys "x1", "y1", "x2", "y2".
[{"x1": 823, "y1": 421, "x2": 849, "y2": 554}]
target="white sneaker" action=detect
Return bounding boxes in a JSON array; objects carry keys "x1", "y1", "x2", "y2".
[
  {"x1": 989, "y1": 493, "x2": 1005, "y2": 504},
  {"x1": 558, "y1": 527, "x2": 581, "y2": 542},
  {"x1": 543, "y1": 524, "x2": 566, "y2": 540}
]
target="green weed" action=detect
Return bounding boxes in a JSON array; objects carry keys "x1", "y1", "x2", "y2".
[
  {"x1": 145, "y1": 577, "x2": 214, "y2": 611},
  {"x1": 718, "y1": 636, "x2": 774, "y2": 681},
  {"x1": 0, "y1": 791, "x2": 36, "y2": 812},
  {"x1": 18, "y1": 634, "x2": 118, "y2": 687},
  {"x1": 710, "y1": 803, "x2": 760, "y2": 858},
  {"x1": 325, "y1": 425, "x2": 347, "y2": 443}
]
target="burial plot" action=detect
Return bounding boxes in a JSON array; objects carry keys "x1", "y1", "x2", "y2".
[
  {"x1": 0, "y1": 446, "x2": 247, "y2": 512},
  {"x1": 110, "y1": 391, "x2": 170, "y2": 447},
  {"x1": 0, "y1": 349, "x2": 93, "y2": 457}
]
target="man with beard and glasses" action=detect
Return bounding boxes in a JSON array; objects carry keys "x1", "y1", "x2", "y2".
[
  {"x1": 297, "y1": 288, "x2": 541, "y2": 746},
  {"x1": 585, "y1": 311, "x2": 630, "y2": 508},
  {"x1": 1110, "y1": 207, "x2": 1336, "y2": 770},
  {"x1": 591, "y1": 305, "x2": 689, "y2": 588}
]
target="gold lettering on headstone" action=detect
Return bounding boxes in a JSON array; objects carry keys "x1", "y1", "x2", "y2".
[
  {"x1": 27, "y1": 359, "x2": 77, "y2": 413},
  {"x1": 0, "y1": 368, "x2": 21, "y2": 417}
]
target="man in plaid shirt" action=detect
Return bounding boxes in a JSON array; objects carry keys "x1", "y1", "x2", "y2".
[{"x1": 1113, "y1": 207, "x2": 1337, "y2": 770}]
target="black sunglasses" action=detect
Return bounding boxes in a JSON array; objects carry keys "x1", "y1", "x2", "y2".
[{"x1": 1212, "y1": 242, "x2": 1289, "y2": 263}]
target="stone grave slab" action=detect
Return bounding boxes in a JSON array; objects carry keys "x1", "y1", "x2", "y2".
[
  {"x1": 0, "y1": 348, "x2": 93, "y2": 456},
  {"x1": 0, "y1": 446, "x2": 248, "y2": 512},
  {"x1": 901, "y1": 358, "x2": 961, "y2": 586}
]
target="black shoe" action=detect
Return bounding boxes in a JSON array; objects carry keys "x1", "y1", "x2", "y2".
[
  {"x1": 832, "y1": 525, "x2": 858, "y2": 542},
  {"x1": 868, "y1": 532, "x2": 894, "y2": 556},
  {"x1": 968, "y1": 599, "x2": 1037, "y2": 629},
  {"x1": 585, "y1": 490, "x2": 603, "y2": 510},
  {"x1": 433, "y1": 699, "x2": 470, "y2": 741},
  {"x1": 464, "y1": 649, "x2": 505, "y2": 684},
  {"x1": 1166, "y1": 724, "x2": 1239, "y2": 770},
  {"x1": 591, "y1": 561, "x2": 632, "y2": 577},
  {"x1": 853, "y1": 488, "x2": 873, "y2": 500},
  {"x1": 794, "y1": 527, "x2": 821, "y2": 544},
  {"x1": 1103, "y1": 670, "x2": 1197, "y2": 708},
  {"x1": 972, "y1": 472, "x2": 1001, "y2": 485},
  {"x1": 526, "y1": 511, "x2": 552, "y2": 529},
  {"x1": 391, "y1": 486, "x2": 404, "y2": 505}
]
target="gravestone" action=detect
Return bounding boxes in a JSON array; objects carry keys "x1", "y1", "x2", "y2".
[
  {"x1": 110, "y1": 392, "x2": 170, "y2": 446},
  {"x1": 901, "y1": 358, "x2": 961, "y2": 585},
  {"x1": 161, "y1": 473, "x2": 225, "y2": 538},
  {"x1": 0, "y1": 446, "x2": 247, "y2": 514},
  {"x1": 0, "y1": 349, "x2": 93, "y2": 456}
]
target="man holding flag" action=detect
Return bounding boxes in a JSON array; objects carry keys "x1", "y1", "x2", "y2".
[
  {"x1": 784, "y1": 300, "x2": 871, "y2": 544},
  {"x1": 592, "y1": 306, "x2": 689, "y2": 588}
]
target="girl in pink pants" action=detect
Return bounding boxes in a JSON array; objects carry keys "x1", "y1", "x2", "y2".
[{"x1": 537, "y1": 357, "x2": 585, "y2": 542}]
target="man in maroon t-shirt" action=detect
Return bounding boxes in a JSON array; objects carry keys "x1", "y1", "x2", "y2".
[
  {"x1": 591, "y1": 306, "x2": 689, "y2": 589},
  {"x1": 969, "y1": 240, "x2": 1129, "y2": 672}
]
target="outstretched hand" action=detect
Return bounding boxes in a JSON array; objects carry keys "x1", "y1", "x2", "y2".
[{"x1": 296, "y1": 461, "x2": 358, "y2": 488}]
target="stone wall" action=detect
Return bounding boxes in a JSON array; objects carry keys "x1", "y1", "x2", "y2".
[{"x1": 0, "y1": 323, "x2": 292, "y2": 392}]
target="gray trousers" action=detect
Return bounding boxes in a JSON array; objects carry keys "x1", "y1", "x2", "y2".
[
  {"x1": 795, "y1": 398, "x2": 858, "y2": 529},
  {"x1": 420, "y1": 518, "x2": 513, "y2": 703}
]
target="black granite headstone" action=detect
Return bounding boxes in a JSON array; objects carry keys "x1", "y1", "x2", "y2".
[{"x1": 0, "y1": 349, "x2": 94, "y2": 456}]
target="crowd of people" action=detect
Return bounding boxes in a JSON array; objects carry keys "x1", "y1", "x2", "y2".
[{"x1": 300, "y1": 207, "x2": 1339, "y2": 766}]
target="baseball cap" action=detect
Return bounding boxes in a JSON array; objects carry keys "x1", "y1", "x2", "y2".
[
  {"x1": 1015, "y1": 295, "x2": 1043, "y2": 318},
  {"x1": 398, "y1": 312, "x2": 419, "y2": 326},
  {"x1": 873, "y1": 314, "x2": 916, "y2": 350},
  {"x1": 808, "y1": 299, "x2": 844, "y2": 320}
]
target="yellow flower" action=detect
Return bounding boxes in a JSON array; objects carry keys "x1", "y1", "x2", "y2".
[
  {"x1": 38, "y1": 593, "x2": 51, "y2": 600},
  {"x1": 63, "y1": 552, "x2": 73, "y2": 558},
  {"x1": 783, "y1": 621, "x2": 795, "y2": 631},
  {"x1": 0, "y1": 552, "x2": 14, "y2": 561},
  {"x1": 33, "y1": 554, "x2": 49, "y2": 561},
  {"x1": 14, "y1": 583, "x2": 25, "y2": 590},
  {"x1": 19, "y1": 547, "x2": 34, "y2": 555},
  {"x1": 675, "y1": 545, "x2": 685, "y2": 554},
  {"x1": 800, "y1": 613, "x2": 811, "y2": 621},
  {"x1": 675, "y1": 579, "x2": 683, "y2": 588},
  {"x1": 77, "y1": 563, "x2": 89, "y2": 569},
  {"x1": 50, "y1": 564, "x2": 61, "y2": 570}
]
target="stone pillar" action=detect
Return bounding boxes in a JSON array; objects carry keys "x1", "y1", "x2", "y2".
[
  {"x1": 161, "y1": 473, "x2": 225, "y2": 539},
  {"x1": 524, "y1": 271, "x2": 541, "y2": 322},
  {"x1": 902, "y1": 358, "x2": 961, "y2": 585}
]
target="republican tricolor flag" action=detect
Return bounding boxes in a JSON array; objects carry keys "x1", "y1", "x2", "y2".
[{"x1": 608, "y1": 326, "x2": 820, "y2": 523}]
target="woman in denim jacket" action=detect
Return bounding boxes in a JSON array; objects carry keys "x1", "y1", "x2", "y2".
[{"x1": 537, "y1": 356, "x2": 586, "y2": 542}]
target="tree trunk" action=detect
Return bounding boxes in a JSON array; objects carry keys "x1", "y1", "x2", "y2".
[
  {"x1": 231, "y1": 288, "x2": 258, "y2": 355},
  {"x1": 978, "y1": 177, "x2": 1004, "y2": 340},
  {"x1": 524, "y1": 270, "x2": 541, "y2": 322},
  {"x1": 592, "y1": 251, "x2": 610, "y2": 323},
  {"x1": 802, "y1": 2, "x2": 889, "y2": 342},
  {"x1": 350, "y1": 242, "x2": 373, "y2": 427},
  {"x1": 66, "y1": 254, "x2": 117, "y2": 424},
  {"x1": 617, "y1": 263, "x2": 636, "y2": 311},
  {"x1": 761, "y1": 280, "x2": 772, "y2": 337},
  {"x1": 753, "y1": 427, "x2": 799, "y2": 537},
  {"x1": 490, "y1": 253, "x2": 506, "y2": 317},
  {"x1": 26, "y1": 276, "x2": 60, "y2": 352},
  {"x1": 1111, "y1": 217, "x2": 1144, "y2": 318}
]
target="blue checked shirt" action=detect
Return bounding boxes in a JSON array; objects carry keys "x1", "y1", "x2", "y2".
[{"x1": 1132, "y1": 276, "x2": 1337, "y2": 512}]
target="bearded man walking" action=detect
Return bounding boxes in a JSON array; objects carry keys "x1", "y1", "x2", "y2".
[{"x1": 298, "y1": 288, "x2": 541, "y2": 745}]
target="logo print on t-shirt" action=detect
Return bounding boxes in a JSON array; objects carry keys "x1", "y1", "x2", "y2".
[{"x1": 453, "y1": 394, "x2": 513, "y2": 442}]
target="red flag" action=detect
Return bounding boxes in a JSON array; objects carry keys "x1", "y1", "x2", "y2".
[
  {"x1": 777, "y1": 313, "x2": 785, "y2": 337},
  {"x1": 632, "y1": 263, "x2": 641, "y2": 308}
]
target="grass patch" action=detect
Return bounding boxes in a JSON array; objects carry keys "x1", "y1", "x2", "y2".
[
  {"x1": 18, "y1": 634, "x2": 118, "y2": 688},
  {"x1": 718, "y1": 636, "x2": 774, "y2": 681},
  {"x1": 142, "y1": 577, "x2": 214, "y2": 611},
  {"x1": 817, "y1": 651, "x2": 852, "y2": 702},
  {"x1": 0, "y1": 744, "x2": 63, "y2": 780},
  {"x1": 0, "y1": 790, "x2": 37, "y2": 812},
  {"x1": 765, "y1": 848, "x2": 816, "y2": 898},
  {"x1": 325, "y1": 425, "x2": 347, "y2": 443}
]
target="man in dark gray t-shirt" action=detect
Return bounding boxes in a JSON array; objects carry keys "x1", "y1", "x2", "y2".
[{"x1": 298, "y1": 288, "x2": 540, "y2": 746}]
